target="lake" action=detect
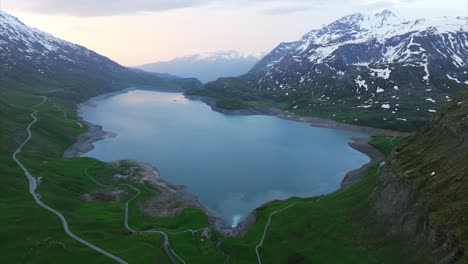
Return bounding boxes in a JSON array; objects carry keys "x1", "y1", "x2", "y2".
[{"x1": 81, "y1": 90, "x2": 369, "y2": 227}]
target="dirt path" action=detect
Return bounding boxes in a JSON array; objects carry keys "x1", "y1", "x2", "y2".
[
  {"x1": 122, "y1": 184, "x2": 184, "y2": 264},
  {"x1": 52, "y1": 101, "x2": 84, "y2": 128},
  {"x1": 255, "y1": 202, "x2": 298, "y2": 264},
  {"x1": 84, "y1": 162, "x2": 187, "y2": 264},
  {"x1": 13, "y1": 96, "x2": 128, "y2": 264}
]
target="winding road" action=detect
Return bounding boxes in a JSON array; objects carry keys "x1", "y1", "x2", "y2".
[{"x1": 13, "y1": 97, "x2": 128, "y2": 264}]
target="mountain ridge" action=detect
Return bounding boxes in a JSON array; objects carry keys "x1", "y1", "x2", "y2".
[
  {"x1": 137, "y1": 50, "x2": 264, "y2": 83},
  {"x1": 0, "y1": 12, "x2": 201, "y2": 101},
  {"x1": 191, "y1": 10, "x2": 468, "y2": 131}
]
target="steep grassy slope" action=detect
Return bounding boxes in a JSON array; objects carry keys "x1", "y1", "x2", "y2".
[{"x1": 373, "y1": 90, "x2": 468, "y2": 263}]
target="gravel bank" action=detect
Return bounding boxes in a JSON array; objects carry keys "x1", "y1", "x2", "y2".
[{"x1": 341, "y1": 137, "x2": 385, "y2": 189}]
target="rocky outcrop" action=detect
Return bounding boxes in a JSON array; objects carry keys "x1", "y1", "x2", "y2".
[
  {"x1": 231, "y1": 208, "x2": 258, "y2": 237},
  {"x1": 374, "y1": 160, "x2": 465, "y2": 263}
]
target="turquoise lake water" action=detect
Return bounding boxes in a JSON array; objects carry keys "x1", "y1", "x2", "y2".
[{"x1": 82, "y1": 90, "x2": 369, "y2": 227}]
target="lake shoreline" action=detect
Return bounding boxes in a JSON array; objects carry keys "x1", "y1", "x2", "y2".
[
  {"x1": 341, "y1": 137, "x2": 385, "y2": 189},
  {"x1": 186, "y1": 95, "x2": 413, "y2": 137},
  {"x1": 230, "y1": 136, "x2": 385, "y2": 237},
  {"x1": 64, "y1": 88, "x2": 394, "y2": 235}
]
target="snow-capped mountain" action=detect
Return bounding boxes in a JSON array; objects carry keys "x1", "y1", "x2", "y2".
[
  {"x1": 0, "y1": 12, "x2": 200, "y2": 100},
  {"x1": 246, "y1": 10, "x2": 467, "y2": 120},
  {"x1": 137, "y1": 50, "x2": 264, "y2": 83}
]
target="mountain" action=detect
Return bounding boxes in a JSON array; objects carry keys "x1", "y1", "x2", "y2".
[
  {"x1": 137, "y1": 50, "x2": 264, "y2": 83},
  {"x1": 373, "y1": 90, "x2": 468, "y2": 263},
  {"x1": 192, "y1": 10, "x2": 467, "y2": 131},
  {"x1": 0, "y1": 12, "x2": 201, "y2": 101}
]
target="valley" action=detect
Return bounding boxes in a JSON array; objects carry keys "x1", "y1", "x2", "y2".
[
  {"x1": 4, "y1": 85, "x2": 463, "y2": 263},
  {"x1": 0, "y1": 7, "x2": 466, "y2": 264}
]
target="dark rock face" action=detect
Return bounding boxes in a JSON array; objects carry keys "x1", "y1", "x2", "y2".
[{"x1": 372, "y1": 91, "x2": 468, "y2": 263}]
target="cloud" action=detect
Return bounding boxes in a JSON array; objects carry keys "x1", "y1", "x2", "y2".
[
  {"x1": 6, "y1": 0, "x2": 422, "y2": 17},
  {"x1": 7, "y1": 0, "x2": 214, "y2": 16},
  {"x1": 261, "y1": 6, "x2": 313, "y2": 15}
]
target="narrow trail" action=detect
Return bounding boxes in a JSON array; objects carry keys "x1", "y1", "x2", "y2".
[
  {"x1": 52, "y1": 101, "x2": 83, "y2": 128},
  {"x1": 389, "y1": 136, "x2": 398, "y2": 148},
  {"x1": 122, "y1": 184, "x2": 184, "y2": 264},
  {"x1": 255, "y1": 202, "x2": 298, "y2": 264},
  {"x1": 84, "y1": 163, "x2": 186, "y2": 264},
  {"x1": 75, "y1": 120, "x2": 84, "y2": 128},
  {"x1": 377, "y1": 136, "x2": 399, "y2": 172},
  {"x1": 255, "y1": 199, "x2": 319, "y2": 264},
  {"x1": 52, "y1": 102, "x2": 68, "y2": 121},
  {"x1": 216, "y1": 241, "x2": 230, "y2": 264},
  {"x1": 13, "y1": 96, "x2": 128, "y2": 264}
]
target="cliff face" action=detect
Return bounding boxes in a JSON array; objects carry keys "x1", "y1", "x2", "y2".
[{"x1": 373, "y1": 90, "x2": 468, "y2": 263}]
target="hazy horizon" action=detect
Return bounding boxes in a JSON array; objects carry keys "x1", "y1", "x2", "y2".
[{"x1": 2, "y1": 0, "x2": 466, "y2": 66}]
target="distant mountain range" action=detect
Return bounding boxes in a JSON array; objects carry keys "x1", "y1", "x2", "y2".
[
  {"x1": 192, "y1": 10, "x2": 468, "y2": 131},
  {"x1": 0, "y1": 12, "x2": 201, "y2": 101},
  {"x1": 137, "y1": 51, "x2": 264, "y2": 83}
]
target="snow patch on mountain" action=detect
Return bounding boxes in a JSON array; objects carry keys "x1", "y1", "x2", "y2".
[
  {"x1": 370, "y1": 67, "x2": 391, "y2": 79},
  {"x1": 187, "y1": 50, "x2": 264, "y2": 62},
  {"x1": 138, "y1": 50, "x2": 264, "y2": 83},
  {"x1": 0, "y1": 12, "x2": 81, "y2": 61},
  {"x1": 260, "y1": 10, "x2": 467, "y2": 69}
]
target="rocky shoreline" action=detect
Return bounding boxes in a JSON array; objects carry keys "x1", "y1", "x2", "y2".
[
  {"x1": 64, "y1": 89, "x2": 401, "y2": 236},
  {"x1": 63, "y1": 121, "x2": 116, "y2": 158},
  {"x1": 111, "y1": 160, "x2": 233, "y2": 233}
]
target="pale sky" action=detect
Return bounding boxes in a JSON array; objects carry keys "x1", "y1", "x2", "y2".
[{"x1": 2, "y1": 0, "x2": 467, "y2": 66}]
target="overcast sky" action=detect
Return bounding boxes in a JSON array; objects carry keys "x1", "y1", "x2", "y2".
[{"x1": 3, "y1": 0, "x2": 467, "y2": 66}]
